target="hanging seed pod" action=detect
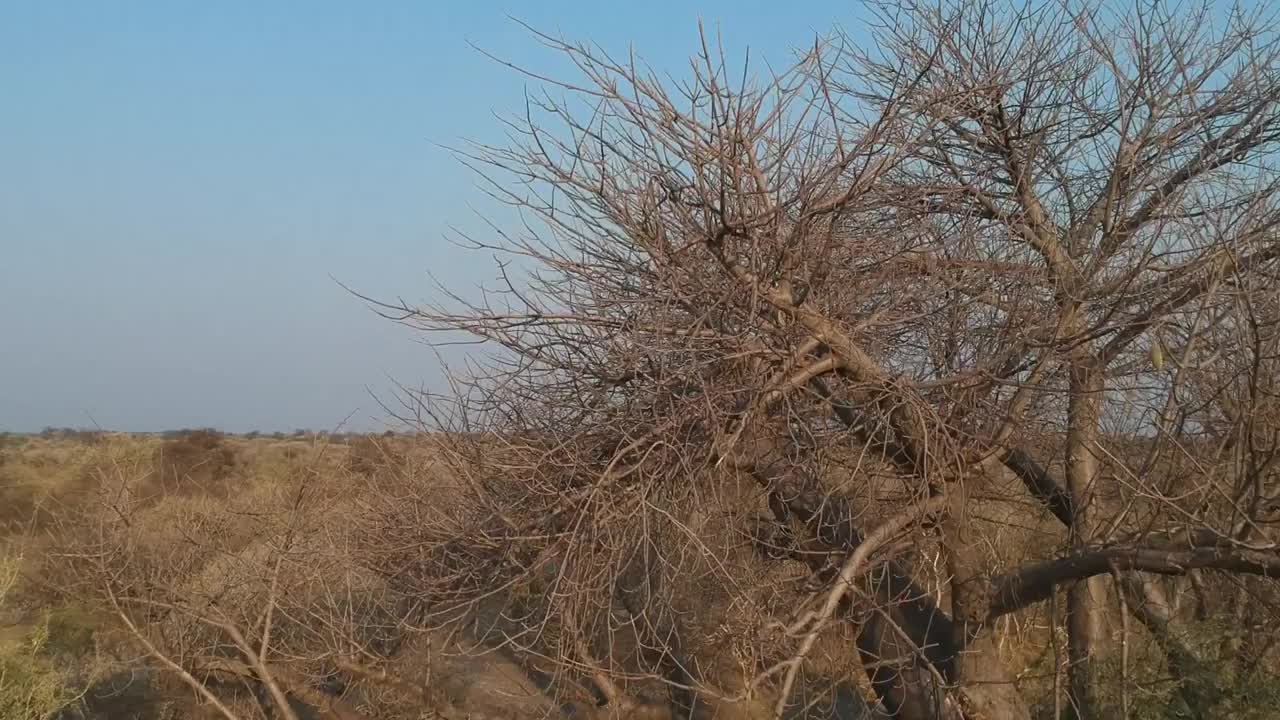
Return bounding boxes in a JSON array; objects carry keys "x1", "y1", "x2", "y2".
[{"x1": 1150, "y1": 342, "x2": 1165, "y2": 371}]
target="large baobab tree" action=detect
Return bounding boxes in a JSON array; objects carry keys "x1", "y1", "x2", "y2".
[{"x1": 366, "y1": 1, "x2": 1280, "y2": 718}]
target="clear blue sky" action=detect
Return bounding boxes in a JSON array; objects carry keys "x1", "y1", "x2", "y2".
[{"x1": 0, "y1": 1, "x2": 860, "y2": 433}]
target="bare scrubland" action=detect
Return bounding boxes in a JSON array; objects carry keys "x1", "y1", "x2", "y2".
[
  {"x1": 2, "y1": 430, "x2": 898, "y2": 720},
  {"x1": 0, "y1": 425, "x2": 1277, "y2": 720}
]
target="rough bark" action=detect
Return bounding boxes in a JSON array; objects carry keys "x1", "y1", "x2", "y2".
[
  {"x1": 753, "y1": 444, "x2": 1032, "y2": 720},
  {"x1": 986, "y1": 542, "x2": 1280, "y2": 618},
  {"x1": 1065, "y1": 360, "x2": 1104, "y2": 719}
]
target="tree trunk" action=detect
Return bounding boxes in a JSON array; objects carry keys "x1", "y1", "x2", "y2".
[
  {"x1": 942, "y1": 478, "x2": 991, "y2": 666},
  {"x1": 1065, "y1": 361, "x2": 1104, "y2": 719},
  {"x1": 940, "y1": 474, "x2": 1031, "y2": 720},
  {"x1": 616, "y1": 535, "x2": 699, "y2": 719}
]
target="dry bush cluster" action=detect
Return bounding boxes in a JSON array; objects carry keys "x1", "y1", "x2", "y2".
[
  {"x1": 343, "y1": 434, "x2": 405, "y2": 477},
  {"x1": 146, "y1": 429, "x2": 239, "y2": 499},
  {"x1": 1, "y1": 437, "x2": 112, "y2": 534}
]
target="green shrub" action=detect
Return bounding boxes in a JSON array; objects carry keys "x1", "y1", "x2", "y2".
[
  {"x1": 0, "y1": 614, "x2": 79, "y2": 719},
  {"x1": 0, "y1": 653, "x2": 67, "y2": 719}
]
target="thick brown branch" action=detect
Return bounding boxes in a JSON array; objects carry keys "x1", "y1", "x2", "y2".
[{"x1": 988, "y1": 542, "x2": 1280, "y2": 619}]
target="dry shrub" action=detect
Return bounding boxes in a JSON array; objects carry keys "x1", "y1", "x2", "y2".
[
  {"x1": 1, "y1": 437, "x2": 107, "y2": 534},
  {"x1": 344, "y1": 434, "x2": 402, "y2": 476},
  {"x1": 0, "y1": 473, "x2": 41, "y2": 534},
  {"x1": 0, "y1": 448, "x2": 23, "y2": 532},
  {"x1": 145, "y1": 429, "x2": 237, "y2": 498}
]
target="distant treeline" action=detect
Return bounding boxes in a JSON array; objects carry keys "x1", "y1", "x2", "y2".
[{"x1": 10, "y1": 427, "x2": 418, "y2": 442}]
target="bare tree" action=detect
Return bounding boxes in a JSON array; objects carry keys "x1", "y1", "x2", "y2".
[{"x1": 363, "y1": 2, "x2": 1280, "y2": 719}]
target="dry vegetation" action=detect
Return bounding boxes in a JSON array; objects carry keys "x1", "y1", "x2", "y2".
[
  {"x1": 7, "y1": 1, "x2": 1280, "y2": 719},
  {"x1": 0, "y1": 420, "x2": 1274, "y2": 720}
]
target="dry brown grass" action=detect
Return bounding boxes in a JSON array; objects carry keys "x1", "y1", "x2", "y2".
[
  {"x1": 1, "y1": 433, "x2": 337, "y2": 718},
  {"x1": 3, "y1": 431, "x2": 1275, "y2": 720},
  {"x1": 0, "y1": 436, "x2": 115, "y2": 534}
]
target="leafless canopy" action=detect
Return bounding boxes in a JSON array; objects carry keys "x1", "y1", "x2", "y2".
[{"x1": 366, "y1": 2, "x2": 1280, "y2": 718}]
